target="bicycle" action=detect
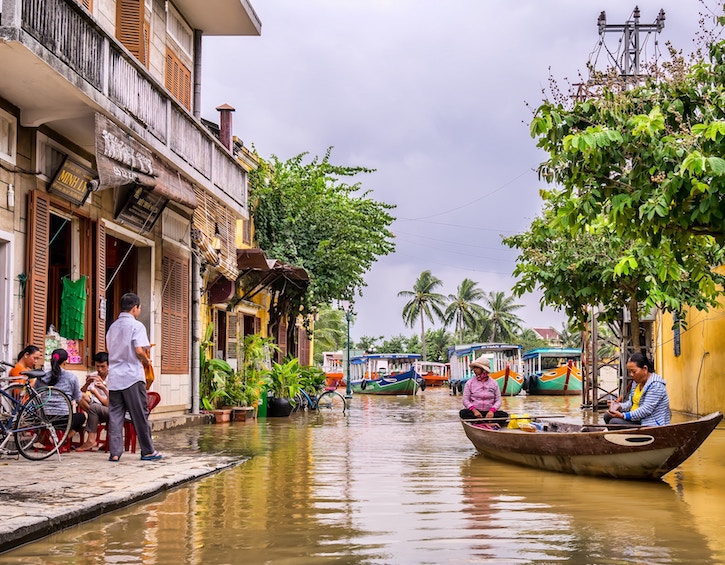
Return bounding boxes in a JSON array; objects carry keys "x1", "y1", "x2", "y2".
[
  {"x1": 0, "y1": 363, "x2": 73, "y2": 461},
  {"x1": 296, "y1": 386, "x2": 347, "y2": 415}
]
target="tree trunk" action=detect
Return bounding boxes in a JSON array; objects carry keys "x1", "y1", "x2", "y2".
[{"x1": 420, "y1": 315, "x2": 427, "y2": 361}]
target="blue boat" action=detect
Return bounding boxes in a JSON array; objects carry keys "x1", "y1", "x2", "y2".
[
  {"x1": 448, "y1": 343, "x2": 524, "y2": 396},
  {"x1": 523, "y1": 348, "x2": 583, "y2": 396}
]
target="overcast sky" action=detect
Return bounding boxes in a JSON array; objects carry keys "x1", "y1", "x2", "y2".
[{"x1": 201, "y1": 0, "x2": 709, "y2": 342}]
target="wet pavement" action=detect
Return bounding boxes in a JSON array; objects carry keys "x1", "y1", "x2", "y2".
[{"x1": 0, "y1": 416, "x2": 246, "y2": 553}]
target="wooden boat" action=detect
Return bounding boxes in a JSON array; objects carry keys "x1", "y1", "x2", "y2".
[
  {"x1": 321, "y1": 351, "x2": 344, "y2": 388},
  {"x1": 414, "y1": 361, "x2": 449, "y2": 387},
  {"x1": 448, "y1": 343, "x2": 524, "y2": 396},
  {"x1": 461, "y1": 412, "x2": 723, "y2": 480},
  {"x1": 349, "y1": 353, "x2": 424, "y2": 395},
  {"x1": 523, "y1": 348, "x2": 582, "y2": 396}
]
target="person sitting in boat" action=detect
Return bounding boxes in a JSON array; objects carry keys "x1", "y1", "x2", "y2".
[
  {"x1": 459, "y1": 356, "x2": 508, "y2": 423},
  {"x1": 605, "y1": 352, "x2": 671, "y2": 427}
]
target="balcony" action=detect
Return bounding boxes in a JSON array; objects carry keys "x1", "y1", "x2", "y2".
[{"x1": 0, "y1": 0, "x2": 257, "y2": 215}]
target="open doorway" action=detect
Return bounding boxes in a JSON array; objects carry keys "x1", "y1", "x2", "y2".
[{"x1": 105, "y1": 234, "x2": 138, "y2": 323}]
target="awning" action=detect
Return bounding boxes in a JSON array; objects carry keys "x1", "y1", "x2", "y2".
[
  {"x1": 94, "y1": 113, "x2": 198, "y2": 209},
  {"x1": 229, "y1": 248, "x2": 309, "y2": 303}
]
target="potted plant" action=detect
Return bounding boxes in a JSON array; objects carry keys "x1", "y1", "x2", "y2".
[
  {"x1": 265, "y1": 358, "x2": 304, "y2": 417},
  {"x1": 199, "y1": 322, "x2": 235, "y2": 422},
  {"x1": 230, "y1": 334, "x2": 276, "y2": 420}
]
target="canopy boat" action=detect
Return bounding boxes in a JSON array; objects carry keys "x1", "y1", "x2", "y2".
[
  {"x1": 414, "y1": 361, "x2": 450, "y2": 387},
  {"x1": 523, "y1": 348, "x2": 582, "y2": 396},
  {"x1": 461, "y1": 412, "x2": 723, "y2": 480},
  {"x1": 448, "y1": 343, "x2": 524, "y2": 396},
  {"x1": 349, "y1": 353, "x2": 425, "y2": 395},
  {"x1": 321, "y1": 351, "x2": 344, "y2": 388}
]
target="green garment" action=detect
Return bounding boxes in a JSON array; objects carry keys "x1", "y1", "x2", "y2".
[{"x1": 59, "y1": 275, "x2": 87, "y2": 340}]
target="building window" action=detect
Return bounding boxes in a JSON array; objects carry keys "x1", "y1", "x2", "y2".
[
  {"x1": 0, "y1": 108, "x2": 17, "y2": 165},
  {"x1": 116, "y1": 0, "x2": 149, "y2": 67},
  {"x1": 76, "y1": 0, "x2": 92, "y2": 11},
  {"x1": 161, "y1": 252, "x2": 190, "y2": 373},
  {"x1": 297, "y1": 327, "x2": 310, "y2": 366},
  {"x1": 167, "y1": 4, "x2": 193, "y2": 58},
  {"x1": 165, "y1": 49, "x2": 191, "y2": 110}
]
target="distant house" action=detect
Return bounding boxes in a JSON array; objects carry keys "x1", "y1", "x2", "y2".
[{"x1": 532, "y1": 328, "x2": 562, "y2": 347}]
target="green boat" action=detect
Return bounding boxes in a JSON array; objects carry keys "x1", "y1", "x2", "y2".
[
  {"x1": 348, "y1": 354, "x2": 425, "y2": 395},
  {"x1": 523, "y1": 348, "x2": 583, "y2": 396}
]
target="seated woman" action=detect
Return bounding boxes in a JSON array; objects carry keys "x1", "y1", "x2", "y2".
[
  {"x1": 9, "y1": 345, "x2": 42, "y2": 383},
  {"x1": 605, "y1": 352, "x2": 671, "y2": 427},
  {"x1": 459, "y1": 356, "x2": 508, "y2": 423},
  {"x1": 77, "y1": 352, "x2": 110, "y2": 452},
  {"x1": 34, "y1": 348, "x2": 85, "y2": 434}
]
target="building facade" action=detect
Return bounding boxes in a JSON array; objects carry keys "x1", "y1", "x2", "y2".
[{"x1": 0, "y1": 0, "x2": 260, "y2": 415}]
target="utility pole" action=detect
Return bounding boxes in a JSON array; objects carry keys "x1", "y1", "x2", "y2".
[{"x1": 597, "y1": 6, "x2": 666, "y2": 84}]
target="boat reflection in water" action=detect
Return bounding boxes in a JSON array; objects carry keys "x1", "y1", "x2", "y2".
[{"x1": 461, "y1": 455, "x2": 718, "y2": 564}]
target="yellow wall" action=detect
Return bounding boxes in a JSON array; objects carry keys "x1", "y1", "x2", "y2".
[{"x1": 657, "y1": 305, "x2": 725, "y2": 416}]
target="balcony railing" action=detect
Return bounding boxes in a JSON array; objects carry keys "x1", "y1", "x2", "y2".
[{"x1": 16, "y1": 0, "x2": 247, "y2": 212}]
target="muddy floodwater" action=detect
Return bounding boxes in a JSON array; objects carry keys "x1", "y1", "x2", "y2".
[{"x1": 4, "y1": 389, "x2": 725, "y2": 564}]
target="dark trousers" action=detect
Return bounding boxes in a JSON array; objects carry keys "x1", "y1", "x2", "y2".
[
  {"x1": 459, "y1": 409, "x2": 508, "y2": 421},
  {"x1": 109, "y1": 381, "x2": 155, "y2": 458},
  {"x1": 603, "y1": 413, "x2": 640, "y2": 426}
]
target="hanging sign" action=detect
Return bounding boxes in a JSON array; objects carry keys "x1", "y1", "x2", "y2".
[
  {"x1": 48, "y1": 157, "x2": 96, "y2": 205},
  {"x1": 115, "y1": 185, "x2": 167, "y2": 232}
]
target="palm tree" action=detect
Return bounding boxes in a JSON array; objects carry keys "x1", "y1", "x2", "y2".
[
  {"x1": 398, "y1": 270, "x2": 446, "y2": 361},
  {"x1": 444, "y1": 278, "x2": 486, "y2": 344},
  {"x1": 482, "y1": 291, "x2": 524, "y2": 342},
  {"x1": 311, "y1": 306, "x2": 347, "y2": 365}
]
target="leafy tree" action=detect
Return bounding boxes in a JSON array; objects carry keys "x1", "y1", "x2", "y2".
[
  {"x1": 249, "y1": 149, "x2": 395, "y2": 354},
  {"x1": 508, "y1": 22, "x2": 725, "y2": 351},
  {"x1": 377, "y1": 334, "x2": 410, "y2": 353},
  {"x1": 444, "y1": 278, "x2": 487, "y2": 344},
  {"x1": 558, "y1": 321, "x2": 581, "y2": 349},
  {"x1": 481, "y1": 291, "x2": 524, "y2": 342},
  {"x1": 424, "y1": 328, "x2": 454, "y2": 363},
  {"x1": 398, "y1": 270, "x2": 446, "y2": 361},
  {"x1": 356, "y1": 335, "x2": 383, "y2": 352}
]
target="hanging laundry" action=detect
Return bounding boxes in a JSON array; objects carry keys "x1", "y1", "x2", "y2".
[{"x1": 60, "y1": 275, "x2": 87, "y2": 340}]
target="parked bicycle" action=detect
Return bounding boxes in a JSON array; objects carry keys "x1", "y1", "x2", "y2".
[
  {"x1": 0, "y1": 362, "x2": 73, "y2": 460},
  {"x1": 295, "y1": 386, "x2": 347, "y2": 415}
]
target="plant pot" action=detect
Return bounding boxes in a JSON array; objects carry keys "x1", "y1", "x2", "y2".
[
  {"x1": 232, "y1": 406, "x2": 257, "y2": 422},
  {"x1": 210, "y1": 409, "x2": 232, "y2": 423},
  {"x1": 267, "y1": 397, "x2": 293, "y2": 418}
]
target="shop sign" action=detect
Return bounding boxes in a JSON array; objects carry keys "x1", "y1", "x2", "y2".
[
  {"x1": 48, "y1": 157, "x2": 96, "y2": 205},
  {"x1": 115, "y1": 185, "x2": 167, "y2": 232}
]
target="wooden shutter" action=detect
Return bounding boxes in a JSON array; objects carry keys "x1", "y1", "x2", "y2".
[
  {"x1": 117, "y1": 0, "x2": 145, "y2": 64},
  {"x1": 95, "y1": 220, "x2": 106, "y2": 354},
  {"x1": 277, "y1": 321, "x2": 288, "y2": 359},
  {"x1": 77, "y1": 0, "x2": 92, "y2": 10},
  {"x1": 25, "y1": 191, "x2": 50, "y2": 352},
  {"x1": 161, "y1": 252, "x2": 190, "y2": 373},
  {"x1": 165, "y1": 49, "x2": 192, "y2": 110},
  {"x1": 297, "y1": 327, "x2": 310, "y2": 366},
  {"x1": 227, "y1": 314, "x2": 238, "y2": 360}
]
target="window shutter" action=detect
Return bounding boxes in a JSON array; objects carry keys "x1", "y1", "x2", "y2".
[
  {"x1": 116, "y1": 0, "x2": 145, "y2": 64},
  {"x1": 95, "y1": 220, "x2": 106, "y2": 354},
  {"x1": 297, "y1": 327, "x2": 310, "y2": 366},
  {"x1": 161, "y1": 252, "x2": 190, "y2": 373},
  {"x1": 277, "y1": 322, "x2": 288, "y2": 359},
  {"x1": 165, "y1": 49, "x2": 192, "y2": 110},
  {"x1": 26, "y1": 191, "x2": 50, "y2": 351},
  {"x1": 227, "y1": 314, "x2": 238, "y2": 360}
]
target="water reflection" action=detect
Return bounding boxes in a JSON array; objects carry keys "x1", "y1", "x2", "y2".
[{"x1": 3, "y1": 389, "x2": 724, "y2": 564}]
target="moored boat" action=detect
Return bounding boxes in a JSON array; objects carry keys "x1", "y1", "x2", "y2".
[
  {"x1": 349, "y1": 353, "x2": 425, "y2": 395},
  {"x1": 414, "y1": 361, "x2": 449, "y2": 387},
  {"x1": 449, "y1": 343, "x2": 524, "y2": 396},
  {"x1": 461, "y1": 412, "x2": 723, "y2": 480},
  {"x1": 321, "y1": 351, "x2": 344, "y2": 388},
  {"x1": 523, "y1": 348, "x2": 582, "y2": 396}
]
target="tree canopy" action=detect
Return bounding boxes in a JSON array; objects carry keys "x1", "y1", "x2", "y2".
[
  {"x1": 249, "y1": 149, "x2": 396, "y2": 347},
  {"x1": 505, "y1": 19, "x2": 725, "y2": 338}
]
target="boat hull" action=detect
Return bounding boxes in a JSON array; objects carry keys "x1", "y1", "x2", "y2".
[
  {"x1": 351, "y1": 368, "x2": 422, "y2": 395},
  {"x1": 491, "y1": 369, "x2": 524, "y2": 396},
  {"x1": 526, "y1": 365, "x2": 582, "y2": 396},
  {"x1": 461, "y1": 412, "x2": 723, "y2": 480}
]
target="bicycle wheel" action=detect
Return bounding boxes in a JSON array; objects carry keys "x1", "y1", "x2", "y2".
[
  {"x1": 316, "y1": 391, "x2": 347, "y2": 415},
  {"x1": 14, "y1": 387, "x2": 73, "y2": 461},
  {"x1": 0, "y1": 384, "x2": 25, "y2": 428}
]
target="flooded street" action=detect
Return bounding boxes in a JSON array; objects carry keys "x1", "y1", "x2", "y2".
[{"x1": 4, "y1": 388, "x2": 725, "y2": 564}]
